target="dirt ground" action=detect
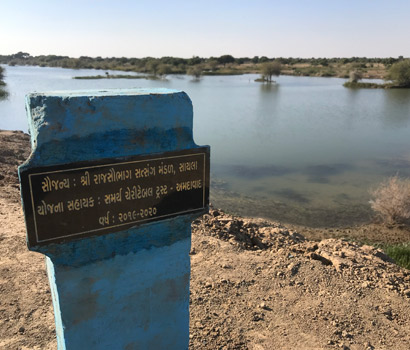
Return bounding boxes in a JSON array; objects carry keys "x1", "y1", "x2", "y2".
[{"x1": 0, "y1": 130, "x2": 409, "y2": 350}]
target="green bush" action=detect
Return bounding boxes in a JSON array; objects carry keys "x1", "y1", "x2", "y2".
[{"x1": 387, "y1": 59, "x2": 410, "y2": 87}]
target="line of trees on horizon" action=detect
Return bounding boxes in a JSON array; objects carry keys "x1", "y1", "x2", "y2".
[
  {"x1": 2, "y1": 52, "x2": 410, "y2": 86},
  {"x1": 0, "y1": 52, "x2": 407, "y2": 75}
]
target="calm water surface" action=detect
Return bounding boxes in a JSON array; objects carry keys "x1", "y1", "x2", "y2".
[{"x1": 1, "y1": 65, "x2": 410, "y2": 227}]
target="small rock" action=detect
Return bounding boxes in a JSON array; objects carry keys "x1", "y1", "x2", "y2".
[
  {"x1": 383, "y1": 309, "x2": 393, "y2": 320},
  {"x1": 308, "y1": 252, "x2": 333, "y2": 266},
  {"x1": 252, "y1": 313, "x2": 264, "y2": 322},
  {"x1": 290, "y1": 231, "x2": 305, "y2": 241},
  {"x1": 258, "y1": 302, "x2": 270, "y2": 310},
  {"x1": 342, "y1": 331, "x2": 353, "y2": 339}
]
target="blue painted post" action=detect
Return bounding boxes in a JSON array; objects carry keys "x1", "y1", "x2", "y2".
[{"x1": 18, "y1": 89, "x2": 210, "y2": 350}]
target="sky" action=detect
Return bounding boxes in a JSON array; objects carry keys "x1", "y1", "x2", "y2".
[{"x1": 1, "y1": 0, "x2": 410, "y2": 59}]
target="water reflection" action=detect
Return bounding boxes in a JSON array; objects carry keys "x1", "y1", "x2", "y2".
[
  {"x1": 271, "y1": 188, "x2": 311, "y2": 204},
  {"x1": 253, "y1": 82, "x2": 280, "y2": 145},
  {"x1": 332, "y1": 193, "x2": 352, "y2": 204},
  {"x1": 304, "y1": 163, "x2": 355, "y2": 183},
  {"x1": 259, "y1": 82, "x2": 279, "y2": 93},
  {"x1": 229, "y1": 164, "x2": 292, "y2": 179},
  {"x1": 373, "y1": 158, "x2": 410, "y2": 177},
  {"x1": 382, "y1": 89, "x2": 410, "y2": 128}
]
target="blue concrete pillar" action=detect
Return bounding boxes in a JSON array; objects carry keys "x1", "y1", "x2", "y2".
[{"x1": 18, "y1": 89, "x2": 210, "y2": 350}]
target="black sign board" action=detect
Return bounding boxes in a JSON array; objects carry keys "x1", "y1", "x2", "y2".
[{"x1": 20, "y1": 147, "x2": 210, "y2": 247}]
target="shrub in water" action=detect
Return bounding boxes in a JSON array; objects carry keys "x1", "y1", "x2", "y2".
[{"x1": 369, "y1": 175, "x2": 410, "y2": 224}]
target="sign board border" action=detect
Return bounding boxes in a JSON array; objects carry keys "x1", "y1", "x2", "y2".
[{"x1": 20, "y1": 147, "x2": 210, "y2": 247}]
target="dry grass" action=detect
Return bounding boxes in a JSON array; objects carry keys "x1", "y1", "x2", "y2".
[{"x1": 370, "y1": 175, "x2": 410, "y2": 224}]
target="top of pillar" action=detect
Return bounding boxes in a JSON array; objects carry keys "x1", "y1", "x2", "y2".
[
  {"x1": 28, "y1": 88, "x2": 177, "y2": 98},
  {"x1": 23, "y1": 88, "x2": 196, "y2": 167}
]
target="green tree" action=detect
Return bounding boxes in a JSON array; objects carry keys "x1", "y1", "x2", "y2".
[
  {"x1": 188, "y1": 56, "x2": 202, "y2": 65},
  {"x1": 145, "y1": 59, "x2": 160, "y2": 75},
  {"x1": 252, "y1": 56, "x2": 259, "y2": 64},
  {"x1": 260, "y1": 61, "x2": 281, "y2": 82},
  {"x1": 187, "y1": 65, "x2": 203, "y2": 80},
  {"x1": 217, "y1": 54, "x2": 235, "y2": 66},
  {"x1": 157, "y1": 64, "x2": 172, "y2": 77},
  {"x1": 387, "y1": 59, "x2": 410, "y2": 87},
  {"x1": 11, "y1": 51, "x2": 30, "y2": 59}
]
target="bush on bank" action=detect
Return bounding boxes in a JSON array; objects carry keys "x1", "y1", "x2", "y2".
[
  {"x1": 369, "y1": 175, "x2": 410, "y2": 225},
  {"x1": 387, "y1": 59, "x2": 410, "y2": 87}
]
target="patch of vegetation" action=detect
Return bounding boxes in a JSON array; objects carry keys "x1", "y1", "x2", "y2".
[
  {"x1": 348, "y1": 70, "x2": 363, "y2": 83},
  {"x1": 1, "y1": 51, "x2": 407, "y2": 81},
  {"x1": 257, "y1": 61, "x2": 281, "y2": 83},
  {"x1": 369, "y1": 175, "x2": 410, "y2": 225},
  {"x1": 202, "y1": 69, "x2": 246, "y2": 76},
  {"x1": 343, "y1": 81, "x2": 389, "y2": 89},
  {"x1": 73, "y1": 74, "x2": 162, "y2": 80},
  {"x1": 382, "y1": 243, "x2": 410, "y2": 270},
  {"x1": 187, "y1": 65, "x2": 203, "y2": 80},
  {"x1": 319, "y1": 69, "x2": 336, "y2": 77},
  {"x1": 344, "y1": 58, "x2": 410, "y2": 89},
  {"x1": 386, "y1": 59, "x2": 410, "y2": 87},
  {"x1": 346, "y1": 238, "x2": 410, "y2": 270}
]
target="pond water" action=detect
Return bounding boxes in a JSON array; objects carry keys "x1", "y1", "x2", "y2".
[{"x1": 1, "y1": 65, "x2": 410, "y2": 227}]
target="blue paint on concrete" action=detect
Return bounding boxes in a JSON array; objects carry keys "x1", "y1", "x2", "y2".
[
  {"x1": 42, "y1": 213, "x2": 195, "y2": 267},
  {"x1": 47, "y1": 238, "x2": 192, "y2": 350},
  {"x1": 23, "y1": 89, "x2": 195, "y2": 166},
  {"x1": 19, "y1": 89, "x2": 209, "y2": 349}
]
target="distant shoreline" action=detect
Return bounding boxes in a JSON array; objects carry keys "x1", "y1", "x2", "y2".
[
  {"x1": 1, "y1": 53, "x2": 399, "y2": 80},
  {"x1": 343, "y1": 81, "x2": 409, "y2": 89}
]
